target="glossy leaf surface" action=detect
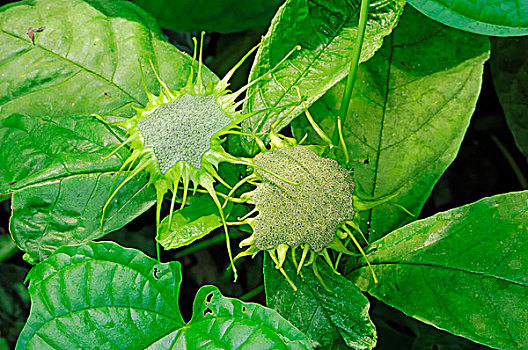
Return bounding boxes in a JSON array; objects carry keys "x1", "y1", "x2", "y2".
[
  {"x1": 157, "y1": 195, "x2": 227, "y2": 250},
  {"x1": 490, "y1": 36, "x2": 528, "y2": 158},
  {"x1": 10, "y1": 173, "x2": 155, "y2": 263},
  {"x1": 292, "y1": 7, "x2": 490, "y2": 240},
  {"x1": 132, "y1": 0, "x2": 284, "y2": 33},
  {"x1": 348, "y1": 191, "x2": 528, "y2": 349},
  {"x1": 241, "y1": 0, "x2": 405, "y2": 150},
  {"x1": 408, "y1": 0, "x2": 528, "y2": 36},
  {"x1": 17, "y1": 241, "x2": 312, "y2": 349},
  {"x1": 0, "y1": 0, "x2": 213, "y2": 260},
  {"x1": 264, "y1": 256, "x2": 376, "y2": 349}
]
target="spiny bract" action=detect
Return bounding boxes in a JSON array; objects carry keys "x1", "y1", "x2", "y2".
[
  {"x1": 251, "y1": 145, "x2": 355, "y2": 252},
  {"x1": 232, "y1": 123, "x2": 379, "y2": 291},
  {"x1": 94, "y1": 34, "x2": 300, "y2": 280},
  {"x1": 137, "y1": 94, "x2": 230, "y2": 171}
]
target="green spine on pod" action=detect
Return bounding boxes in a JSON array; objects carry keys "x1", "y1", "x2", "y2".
[
  {"x1": 232, "y1": 97, "x2": 393, "y2": 291},
  {"x1": 93, "y1": 32, "x2": 301, "y2": 281},
  {"x1": 251, "y1": 146, "x2": 355, "y2": 252}
]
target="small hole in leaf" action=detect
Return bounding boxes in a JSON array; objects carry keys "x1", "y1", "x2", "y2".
[
  {"x1": 242, "y1": 306, "x2": 247, "y2": 313},
  {"x1": 206, "y1": 292, "x2": 214, "y2": 303},
  {"x1": 153, "y1": 267, "x2": 160, "y2": 279},
  {"x1": 203, "y1": 308, "x2": 213, "y2": 316}
]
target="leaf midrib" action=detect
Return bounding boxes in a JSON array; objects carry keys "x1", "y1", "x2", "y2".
[
  {"x1": 0, "y1": 29, "x2": 141, "y2": 104},
  {"x1": 351, "y1": 260, "x2": 528, "y2": 287},
  {"x1": 366, "y1": 34, "x2": 394, "y2": 237}
]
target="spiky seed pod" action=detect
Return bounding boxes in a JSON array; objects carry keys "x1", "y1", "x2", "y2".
[
  {"x1": 233, "y1": 119, "x2": 382, "y2": 291},
  {"x1": 93, "y1": 33, "x2": 301, "y2": 281},
  {"x1": 251, "y1": 146, "x2": 355, "y2": 252}
]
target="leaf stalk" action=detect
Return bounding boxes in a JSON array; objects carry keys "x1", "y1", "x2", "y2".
[{"x1": 333, "y1": 0, "x2": 370, "y2": 143}]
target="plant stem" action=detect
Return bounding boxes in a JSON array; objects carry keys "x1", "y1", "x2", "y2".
[
  {"x1": 239, "y1": 285, "x2": 264, "y2": 301},
  {"x1": 491, "y1": 135, "x2": 528, "y2": 189},
  {"x1": 333, "y1": 0, "x2": 370, "y2": 143}
]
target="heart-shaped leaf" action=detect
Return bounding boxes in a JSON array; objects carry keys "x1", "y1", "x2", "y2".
[{"x1": 17, "y1": 241, "x2": 313, "y2": 349}]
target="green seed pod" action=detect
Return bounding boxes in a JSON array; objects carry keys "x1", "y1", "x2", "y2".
[
  {"x1": 234, "y1": 117, "x2": 384, "y2": 291},
  {"x1": 251, "y1": 146, "x2": 355, "y2": 252},
  {"x1": 93, "y1": 33, "x2": 301, "y2": 281}
]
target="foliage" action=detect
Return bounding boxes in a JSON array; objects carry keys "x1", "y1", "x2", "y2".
[
  {"x1": 291, "y1": 6, "x2": 490, "y2": 239},
  {"x1": 0, "y1": 0, "x2": 527, "y2": 349},
  {"x1": 348, "y1": 191, "x2": 528, "y2": 349},
  {"x1": 17, "y1": 241, "x2": 312, "y2": 349},
  {"x1": 490, "y1": 36, "x2": 528, "y2": 158},
  {"x1": 241, "y1": 0, "x2": 406, "y2": 149},
  {"x1": 407, "y1": 0, "x2": 528, "y2": 36}
]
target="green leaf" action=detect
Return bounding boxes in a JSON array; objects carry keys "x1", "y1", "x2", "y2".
[
  {"x1": 348, "y1": 191, "x2": 528, "y2": 349},
  {"x1": 0, "y1": 0, "x2": 214, "y2": 259},
  {"x1": 131, "y1": 0, "x2": 285, "y2": 33},
  {"x1": 490, "y1": 36, "x2": 528, "y2": 158},
  {"x1": 0, "y1": 234, "x2": 17, "y2": 263},
  {"x1": 17, "y1": 241, "x2": 312, "y2": 349},
  {"x1": 157, "y1": 195, "x2": 230, "y2": 250},
  {"x1": 0, "y1": 113, "x2": 128, "y2": 195},
  {"x1": 292, "y1": 7, "x2": 490, "y2": 241},
  {"x1": 407, "y1": 0, "x2": 528, "y2": 36},
  {"x1": 370, "y1": 301, "x2": 488, "y2": 350},
  {"x1": 10, "y1": 173, "x2": 155, "y2": 263},
  {"x1": 0, "y1": 0, "x2": 206, "y2": 122},
  {"x1": 264, "y1": 256, "x2": 376, "y2": 349},
  {"x1": 0, "y1": 0, "x2": 211, "y2": 188},
  {"x1": 241, "y1": 0, "x2": 405, "y2": 149}
]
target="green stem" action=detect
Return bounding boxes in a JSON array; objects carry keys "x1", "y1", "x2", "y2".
[
  {"x1": 333, "y1": 0, "x2": 370, "y2": 143},
  {"x1": 491, "y1": 135, "x2": 528, "y2": 189},
  {"x1": 239, "y1": 285, "x2": 264, "y2": 301}
]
